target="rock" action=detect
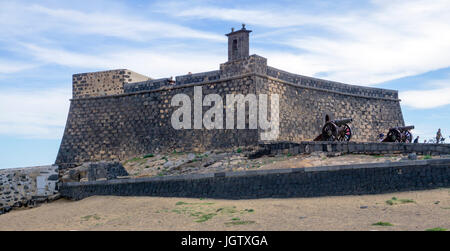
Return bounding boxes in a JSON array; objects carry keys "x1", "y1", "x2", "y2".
[
  {"x1": 48, "y1": 174, "x2": 59, "y2": 181},
  {"x1": 202, "y1": 158, "x2": 216, "y2": 167},
  {"x1": 326, "y1": 152, "x2": 342, "y2": 157},
  {"x1": 61, "y1": 174, "x2": 74, "y2": 183},
  {"x1": 164, "y1": 160, "x2": 185, "y2": 170},
  {"x1": 408, "y1": 153, "x2": 417, "y2": 160},
  {"x1": 87, "y1": 161, "x2": 128, "y2": 181},
  {"x1": 48, "y1": 194, "x2": 61, "y2": 201},
  {"x1": 163, "y1": 160, "x2": 175, "y2": 168},
  {"x1": 311, "y1": 151, "x2": 326, "y2": 158},
  {"x1": 248, "y1": 147, "x2": 271, "y2": 159},
  {"x1": 187, "y1": 153, "x2": 196, "y2": 162},
  {"x1": 210, "y1": 162, "x2": 223, "y2": 168},
  {"x1": 360, "y1": 206, "x2": 368, "y2": 209}
]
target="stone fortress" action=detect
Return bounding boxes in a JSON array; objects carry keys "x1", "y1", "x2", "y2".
[{"x1": 56, "y1": 25, "x2": 405, "y2": 169}]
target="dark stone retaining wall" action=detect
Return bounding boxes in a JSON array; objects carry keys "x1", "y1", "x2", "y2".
[
  {"x1": 60, "y1": 158, "x2": 450, "y2": 200},
  {"x1": 260, "y1": 141, "x2": 450, "y2": 156}
]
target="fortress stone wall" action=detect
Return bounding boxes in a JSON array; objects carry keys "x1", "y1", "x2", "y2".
[
  {"x1": 262, "y1": 68, "x2": 404, "y2": 142},
  {"x1": 73, "y1": 69, "x2": 150, "y2": 98},
  {"x1": 56, "y1": 26, "x2": 405, "y2": 168}
]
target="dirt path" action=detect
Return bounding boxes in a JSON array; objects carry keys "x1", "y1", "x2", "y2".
[{"x1": 0, "y1": 189, "x2": 448, "y2": 231}]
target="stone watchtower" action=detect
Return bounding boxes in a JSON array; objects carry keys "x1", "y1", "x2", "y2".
[{"x1": 226, "y1": 24, "x2": 252, "y2": 61}]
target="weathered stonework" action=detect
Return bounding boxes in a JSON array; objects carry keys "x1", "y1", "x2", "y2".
[
  {"x1": 73, "y1": 69, "x2": 150, "y2": 98},
  {"x1": 56, "y1": 26, "x2": 406, "y2": 168},
  {"x1": 0, "y1": 165, "x2": 59, "y2": 214}
]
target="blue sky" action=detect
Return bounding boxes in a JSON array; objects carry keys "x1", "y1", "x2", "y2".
[{"x1": 1, "y1": 0, "x2": 450, "y2": 168}]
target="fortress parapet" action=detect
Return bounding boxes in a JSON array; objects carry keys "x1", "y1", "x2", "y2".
[{"x1": 72, "y1": 69, "x2": 151, "y2": 98}]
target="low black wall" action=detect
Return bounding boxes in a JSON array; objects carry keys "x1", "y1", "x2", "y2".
[
  {"x1": 260, "y1": 141, "x2": 450, "y2": 156},
  {"x1": 60, "y1": 159, "x2": 450, "y2": 200}
]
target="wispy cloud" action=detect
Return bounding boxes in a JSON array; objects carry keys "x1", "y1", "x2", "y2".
[
  {"x1": 0, "y1": 60, "x2": 37, "y2": 74},
  {"x1": 0, "y1": 2, "x2": 224, "y2": 42},
  {"x1": 0, "y1": 88, "x2": 71, "y2": 139},
  {"x1": 21, "y1": 43, "x2": 224, "y2": 78},
  {"x1": 400, "y1": 85, "x2": 450, "y2": 109},
  {"x1": 159, "y1": 0, "x2": 450, "y2": 85}
]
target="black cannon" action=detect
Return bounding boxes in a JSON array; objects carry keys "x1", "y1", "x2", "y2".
[
  {"x1": 314, "y1": 118, "x2": 353, "y2": 142},
  {"x1": 382, "y1": 125, "x2": 414, "y2": 143}
]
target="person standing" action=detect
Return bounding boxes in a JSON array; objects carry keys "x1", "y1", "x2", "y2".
[
  {"x1": 414, "y1": 136, "x2": 419, "y2": 143},
  {"x1": 436, "y1": 129, "x2": 442, "y2": 144}
]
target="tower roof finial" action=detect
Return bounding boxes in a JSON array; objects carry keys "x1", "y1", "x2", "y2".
[{"x1": 242, "y1": 23, "x2": 246, "y2": 30}]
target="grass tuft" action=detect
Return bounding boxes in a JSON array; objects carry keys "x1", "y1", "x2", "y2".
[
  {"x1": 225, "y1": 220, "x2": 256, "y2": 226},
  {"x1": 426, "y1": 227, "x2": 447, "y2": 231},
  {"x1": 81, "y1": 214, "x2": 101, "y2": 221},
  {"x1": 386, "y1": 197, "x2": 415, "y2": 205},
  {"x1": 372, "y1": 221, "x2": 393, "y2": 226}
]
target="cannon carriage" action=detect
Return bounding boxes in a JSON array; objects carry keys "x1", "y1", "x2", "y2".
[
  {"x1": 382, "y1": 126, "x2": 415, "y2": 143},
  {"x1": 314, "y1": 118, "x2": 353, "y2": 142}
]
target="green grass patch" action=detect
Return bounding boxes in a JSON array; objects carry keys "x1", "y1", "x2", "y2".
[
  {"x1": 171, "y1": 150, "x2": 184, "y2": 155},
  {"x1": 423, "y1": 155, "x2": 432, "y2": 160},
  {"x1": 372, "y1": 222, "x2": 393, "y2": 226},
  {"x1": 172, "y1": 203, "x2": 252, "y2": 224},
  {"x1": 176, "y1": 201, "x2": 215, "y2": 206},
  {"x1": 386, "y1": 197, "x2": 415, "y2": 205},
  {"x1": 225, "y1": 220, "x2": 256, "y2": 226},
  {"x1": 81, "y1": 214, "x2": 101, "y2": 221},
  {"x1": 190, "y1": 212, "x2": 217, "y2": 223},
  {"x1": 426, "y1": 227, "x2": 447, "y2": 231},
  {"x1": 216, "y1": 206, "x2": 238, "y2": 214},
  {"x1": 124, "y1": 156, "x2": 147, "y2": 164},
  {"x1": 143, "y1": 153, "x2": 154, "y2": 158}
]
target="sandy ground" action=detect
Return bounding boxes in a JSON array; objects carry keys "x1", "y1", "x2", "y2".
[{"x1": 0, "y1": 189, "x2": 448, "y2": 231}]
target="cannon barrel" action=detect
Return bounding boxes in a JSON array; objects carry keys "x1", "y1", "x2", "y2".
[
  {"x1": 332, "y1": 118, "x2": 353, "y2": 126},
  {"x1": 391, "y1": 125, "x2": 415, "y2": 131}
]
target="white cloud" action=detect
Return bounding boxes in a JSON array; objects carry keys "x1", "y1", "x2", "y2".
[
  {"x1": 22, "y1": 43, "x2": 225, "y2": 78},
  {"x1": 169, "y1": 6, "x2": 330, "y2": 28},
  {"x1": 0, "y1": 60, "x2": 37, "y2": 74},
  {"x1": 0, "y1": 88, "x2": 71, "y2": 139},
  {"x1": 0, "y1": 2, "x2": 224, "y2": 42},
  {"x1": 400, "y1": 86, "x2": 450, "y2": 109},
  {"x1": 160, "y1": 0, "x2": 450, "y2": 85}
]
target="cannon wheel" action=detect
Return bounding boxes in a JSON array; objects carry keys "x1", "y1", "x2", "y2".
[
  {"x1": 387, "y1": 129, "x2": 402, "y2": 142},
  {"x1": 338, "y1": 124, "x2": 352, "y2": 141},
  {"x1": 403, "y1": 130, "x2": 413, "y2": 143},
  {"x1": 322, "y1": 122, "x2": 338, "y2": 141}
]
